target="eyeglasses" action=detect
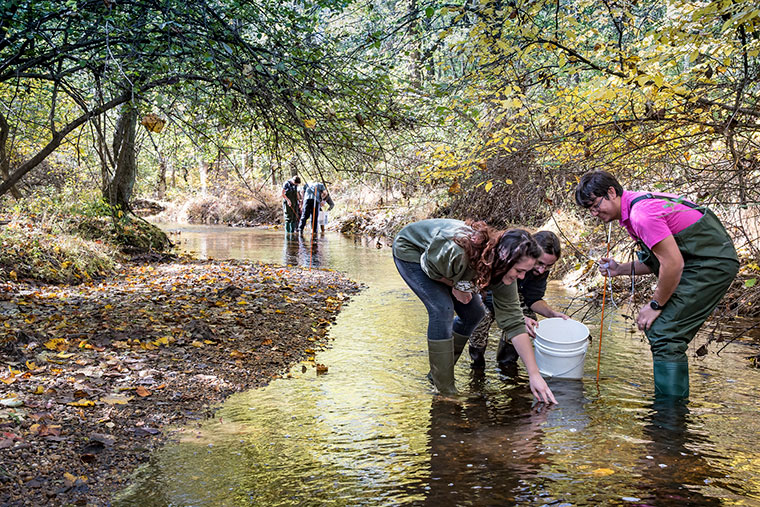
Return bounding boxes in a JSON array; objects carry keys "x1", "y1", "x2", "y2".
[
  {"x1": 535, "y1": 260, "x2": 555, "y2": 271},
  {"x1": 589, "y1": 196, "x2": 605, "y2": 213}
]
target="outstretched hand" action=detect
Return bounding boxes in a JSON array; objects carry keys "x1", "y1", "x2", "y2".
[{"x1": 529, "y1": 373, "x2": 557, "y2": 404}]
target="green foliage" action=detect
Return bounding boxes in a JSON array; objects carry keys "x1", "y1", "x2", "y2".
[
  {"x1": 441, "y1": 0, "x2": 760, "y2": 206},
  {"x1": 0, "y1": 220, "x2": 116, "y2": 284},
  {"x1": 1, "y1": 0, "x2": 417, "y2": 201},
  {"x1": 111, "y1": 216, "x2": 171, "y2": 252}
]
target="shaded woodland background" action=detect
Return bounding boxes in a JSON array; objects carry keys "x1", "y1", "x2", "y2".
[{"x1": 1, "y1": 0, "x2": 759, "y2": 301}]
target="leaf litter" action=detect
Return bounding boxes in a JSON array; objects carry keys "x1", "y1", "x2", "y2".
[{"x1": 0, "y1": 257, "x2": 359, "y2": 505}]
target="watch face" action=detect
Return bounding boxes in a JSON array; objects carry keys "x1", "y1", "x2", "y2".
[{"x1": 650, "y1": 300, "x2": 660, "y2": 310}]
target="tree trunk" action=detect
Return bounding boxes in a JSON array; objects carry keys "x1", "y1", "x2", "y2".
[
  {"x1": 105, "y1": 101, "x2": 138, "y2": 211},
  {"x1": 0, "y1": 111, "x2": 23, "y2": 199},
  {"x1": 406, "y1": 0, "x2": 422, "y2": 89},
  {"x1": 0, "y1": 77, "x2": 174, "y2": 198},
  {"x1": 156, "y1": 157, "x2": 167, "y2": 199},
  {"x1": 198, "y1": 154, "x2": 208, "y2": 194}
]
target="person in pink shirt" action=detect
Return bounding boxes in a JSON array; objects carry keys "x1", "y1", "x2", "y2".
[{"x1": 575, "y1": 171, "x2": 738, "y2": 398}]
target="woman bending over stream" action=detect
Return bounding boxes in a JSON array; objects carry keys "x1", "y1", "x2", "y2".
[{"x1": 392, "y1": 218, "x2": 557, "y2": 403}]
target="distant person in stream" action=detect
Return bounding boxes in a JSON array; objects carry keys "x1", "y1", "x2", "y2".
[
  {"x1": 281, "y1": 175, "x2": 301, "y2": 233},
  {"x1": 299, "y1": 181, "x2": 333, "y2": 235},
  {"x1": 468, "y1": 231, "x2": 569, "y2": 372},
  {"x1": 392, "y1": 218, "x2": 557, "y2": 403},
  {"x1": 575, "y1": 170, "x2": 738, "y2": 399}
]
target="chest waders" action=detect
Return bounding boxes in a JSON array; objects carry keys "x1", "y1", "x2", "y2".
[
  {"x1": 630, "y1": 194, "x2": 739, "y2": 398},
  {"x1": 283, "y1": 184, "x2": 300, "y2": 233}
]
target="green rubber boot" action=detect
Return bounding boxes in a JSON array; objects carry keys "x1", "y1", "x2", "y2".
[
  {"x1": 428, "y1": 338, "x2": 457, "y2": 395},
  {"x1": 653, "y1": 361, "x2": 690, "y2": 398},
  {"x1": 452, "y1": 332, "x2": 470, "y2": 366}
]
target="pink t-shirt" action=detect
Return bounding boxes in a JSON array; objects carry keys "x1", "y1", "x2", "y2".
[{"x1": 620, "y1": 191, "x2": 703, "y2": 248}]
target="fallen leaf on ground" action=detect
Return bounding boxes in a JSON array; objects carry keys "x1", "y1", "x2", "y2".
[{"x1": 100, "y1": 394, "x2": 132, "y2": 405}]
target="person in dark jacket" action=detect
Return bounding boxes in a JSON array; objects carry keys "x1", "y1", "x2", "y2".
[
  {"x1": 281, "y1": 175, "x2": 301, "y2": 233},
  {"x1": 392, "y1": 218, "x2": 556, "y2": 403},
  {"x1": 468, "y1": 231, "x2": 568, "y2": 371},
  {"x1": 575, "y1": 170, "x2": 738, "y2": 398}
]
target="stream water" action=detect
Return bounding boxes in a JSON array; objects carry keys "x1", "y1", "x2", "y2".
[{"x1": 115, "y1": 225, "x2": 760, "y2": 506}]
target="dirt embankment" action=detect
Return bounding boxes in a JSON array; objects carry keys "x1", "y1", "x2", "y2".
[{"x1": 0, "y1": 258, "x2": 360, "y2": 506}]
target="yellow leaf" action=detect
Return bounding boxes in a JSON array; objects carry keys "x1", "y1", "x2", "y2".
[
  {"x1": 68, "y1": 399, "x2": 96, "y2": 407},
  {"x1": 191, "y1": 340, "x2": 204, "y2": 348},
  {"x1": 303, "y1": 118, "x2": 317, "y2": 129},
  {"x1": 9, "y1": 271, "x2": 17, "y2": 280},
  {"x1": 505, "y1": 179, "x2": 513, "y2": 185},
  {"x1": 484, "y1": 181, "x2": 493, "y2": 193},
  {"x1": 33, "y1": 385, "x2": 44, "y2": 395},
  {"x1": 100, "y1": 394, "x2": 132, "y2": 405},
  {"x1": 592, "y1": 468, "x2": 615, "y2": 476},
  {"x1": 140, "y1": 113, "x2": 166, "y2": 133},
  {"x1": 44, "y1": 338, "x2": 67, "y2": 351},
  {"x1": 26, "y1": 360, "x2": 37, "y2": 370}
]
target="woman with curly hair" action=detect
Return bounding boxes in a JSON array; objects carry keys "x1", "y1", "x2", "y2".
[{"x1": 393, "y1": 218, "x2": 556, "y2": 403}]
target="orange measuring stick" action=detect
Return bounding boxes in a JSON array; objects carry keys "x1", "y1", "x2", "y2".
[{"x1": 596, "y1": 241, "x2": 611, "y2": 382}]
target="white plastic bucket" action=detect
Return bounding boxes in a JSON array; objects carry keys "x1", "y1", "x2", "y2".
[{"x1": 534, "y1": 318, "x2": 590, "y2": 379}]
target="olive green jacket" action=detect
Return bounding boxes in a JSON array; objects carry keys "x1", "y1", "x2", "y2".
[{"x1": 393, "y1": 219, "x2": 527, "y2": 340}]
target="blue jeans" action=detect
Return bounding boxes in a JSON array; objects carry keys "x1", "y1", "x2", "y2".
[{"x1": 394, "y1": 256, "x2": 485, "y2": 341}]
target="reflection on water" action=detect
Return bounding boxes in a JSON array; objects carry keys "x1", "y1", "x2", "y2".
[
  {"x1": 282, "y1": 233, "x2": 326, "y2": 268},
  {"x1": 116, "y1": 225, "x2": 760, "y2": 506}
]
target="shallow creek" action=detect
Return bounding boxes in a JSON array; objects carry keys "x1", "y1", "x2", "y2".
[{"x1": 115, "y1": 225, "x2": 760, "y2": 506}]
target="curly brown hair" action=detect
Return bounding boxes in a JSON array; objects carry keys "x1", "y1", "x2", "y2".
[{"x1": 454, "y1": 221, "x2": 541, "y2": 289}]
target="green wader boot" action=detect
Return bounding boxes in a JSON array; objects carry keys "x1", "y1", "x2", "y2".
[
  {"x1": 427, "y1": 338, "x2": 457, "y2": 395},
  {"x1": 452, "y1": 332, "x2": 470, "y2": 366},
  {"x1": 653, "y1": 361, "x2": 690, "y2": 398}
]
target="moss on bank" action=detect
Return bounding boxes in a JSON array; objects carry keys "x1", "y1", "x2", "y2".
[{"x1": 0, "y1": 212, "x2": 171, "y2": 284}]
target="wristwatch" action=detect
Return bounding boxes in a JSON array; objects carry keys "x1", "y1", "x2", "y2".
[{"x1": 649, "y1": 299, "x2": 662, "y2": 310}]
